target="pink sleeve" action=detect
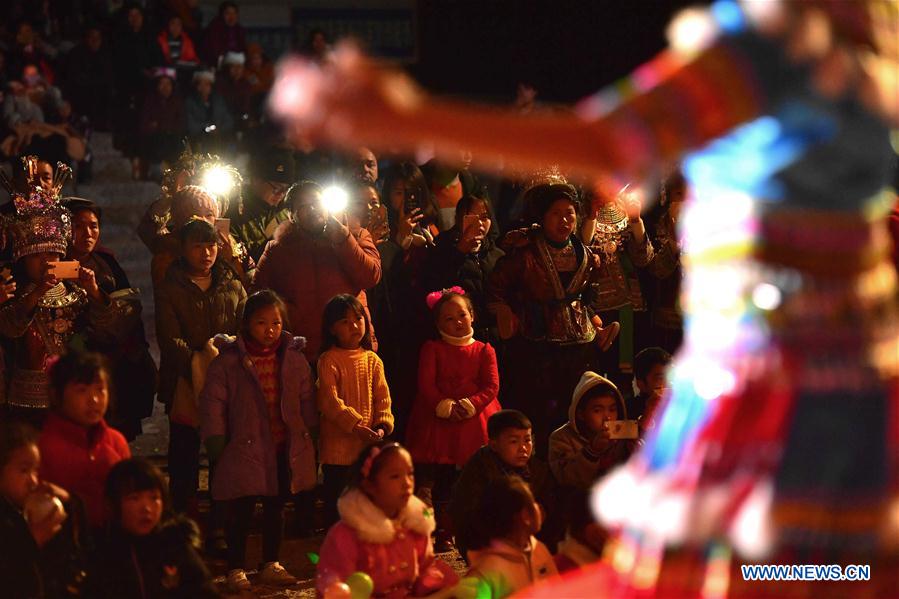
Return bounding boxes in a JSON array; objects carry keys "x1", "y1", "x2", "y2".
[
  {"x1": 413, "y1": 534, "x2": 460, "y2": 596},
  {"x1": 467, "y1": 343, "x2": 500, "y2": 413},
  {"x1": 316, "y1": 523, "x2": 360, "y2": 595},
  {"x1": 416, "y1": 342, "x2": 443, "y2": 410}
]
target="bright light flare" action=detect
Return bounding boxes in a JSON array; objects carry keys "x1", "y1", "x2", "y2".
[
  {"x1": 201, "y1": 166, "x2": 236, "y2": 197},
  {"x1": 321, "y1": 185, "x2": 349, "y2": 214}
]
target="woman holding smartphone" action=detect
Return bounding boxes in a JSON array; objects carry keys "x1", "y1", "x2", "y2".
[{"x1": 423, "y1": 194, "x2": 504, "y2": 343}]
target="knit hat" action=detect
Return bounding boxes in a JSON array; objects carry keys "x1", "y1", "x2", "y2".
[
  {"x1": 222, "y1": 51, "x2": 245, "y2": 66},
  {"x1": 1, "y1": 156, "x2": 72, "y2": 260},
  {"x1": 170, "y1": 185, "x2": 218, "y2": 230},
  {"x1": 250, "y1": 148, "x2": 296, "y2": 184},
  {"x1": 193, "y1": 69, "x2": 215, "y2": 84}
]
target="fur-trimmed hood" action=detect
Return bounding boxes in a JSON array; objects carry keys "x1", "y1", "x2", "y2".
[{"x1": 337, "y1": 488, "x2": 435, "y2": 544}]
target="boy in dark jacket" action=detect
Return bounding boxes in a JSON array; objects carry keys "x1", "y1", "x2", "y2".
[
  {"x1": 548, "y1": 371, "x2": 637, "y2": 492},
  {"x1": 450, "y1": 410, "x2": 560, "y2": 561},
  {"x1": 628, "y1": 347, "x2": 671, "y2": 426}
]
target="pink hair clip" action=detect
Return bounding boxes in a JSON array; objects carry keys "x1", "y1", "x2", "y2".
[
  {"x1": 360, "y1": 446, "x2": 381, "y2": 479},
  {"x1": 425, "y1": 286, "x2": 466, "y2": 310}
]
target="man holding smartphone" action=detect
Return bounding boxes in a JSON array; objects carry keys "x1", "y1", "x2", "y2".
[{"x1": 227, "y1": 148, "x2": 295, "y2": 263}]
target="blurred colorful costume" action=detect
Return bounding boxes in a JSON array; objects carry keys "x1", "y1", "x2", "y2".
[{"x1": 518, "y1": 1, "x2": 899, "y2": 596}]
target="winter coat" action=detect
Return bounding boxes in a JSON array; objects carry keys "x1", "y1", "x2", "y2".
[
  {"x1": 317, "y1": 348, "x2": 393, "y2": 466},
  {"x1": 423, "y1": 227, "x2": 504, "y2": 329},
  {"x1": 38, "y1": 413, "x2": 131, "y2": 528},
  {"x1": 75, "y1": 248, "x2": 158, "y2": 433},
  {"x1": 253, "y1": 221, "x2": 381, "y2": 361},
  {"x1": 185, "y1": 92, "x2": 234, "y2": 137},
  {"x1": 139, "y1": 91, "x2": 186, "y2": 137},
  {"x1": 201, "y1": 16, "x2": 247, "y2": 65},
  {"x1": 92, "y1": 517, "x2": 219, "y2": 599},
  {"x1": 548, "y1": 372, "x2": 637, "y2": 492},
  {"x1": 157, "y1": 30, "x2": 200, "y2": 64},
  {"x1": 317, "y1": 489, "x2": 458, "y2": 598},
  {"x1": 450, "y1": 446, "x2": 558, "y2": 560},
  {"x1": 488, "y1": 227, "x2": 597, "y2": 345},
  {"x1": 226, "y1": 189, "x2": 290, "y2": 264},
  {"x1": 201, "y1": 333, "x2": 318, "y2": 500},
  {"x1": 466, "y1": 537, "x2": 558, "y2": 599},
  {"x1": 0, "y1": 496, "x2": 42, "y2": 598},
  {"x1": 155, "y1": 260, "x2": 246, "y2": 410},
  {"x1": 405, "y1": 339, "x2": 500, "y2": 466}
]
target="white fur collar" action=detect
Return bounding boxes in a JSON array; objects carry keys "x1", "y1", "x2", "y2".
[{"x1": 337, "y1": 488, "x2": 435, "y2": 544}]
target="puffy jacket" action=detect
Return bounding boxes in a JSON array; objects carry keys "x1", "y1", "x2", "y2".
[
  {"x1": 155, "y1": 260, "x2": 246, "y2": 408},
  {"x1": 157, "y1": 30, "x2": 200, "y2": 64},
  {"x1": 253, "y1": 221, "x2": 381, "y2": 361},
  {"x1": 38, "y1": 413, "x2": 131, "y2": 527},
  {"x1": 317, "y1": 489, "x2": 458, "y2": 598},
  {"x1": 467, "y1": 537, "x2": 558, "y2": 599},
  {"x1": 200, "y1": 333, "x2": 317, "y2": 499}
]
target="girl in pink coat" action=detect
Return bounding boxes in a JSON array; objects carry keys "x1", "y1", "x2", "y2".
[
  {"x1": 405, "y1": 288, "x2": 500, "y2": 551},
  {"x1": 316, "y1": 441, "x2": 459, "y2": 598}
]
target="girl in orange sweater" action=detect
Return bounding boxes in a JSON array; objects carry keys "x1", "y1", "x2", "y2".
[{"x1": 317, "y1": 294, "x2": 393, "y2": 526}]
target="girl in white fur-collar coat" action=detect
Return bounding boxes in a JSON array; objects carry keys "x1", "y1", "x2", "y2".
[{"x1": 316, "y1": 442, "x2": 460, "y2": 598}]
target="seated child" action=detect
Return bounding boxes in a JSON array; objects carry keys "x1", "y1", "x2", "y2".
[
  {"x1": 466, "y1": 476, "x2": 558, "y2": 599},
  {"x1": 0, "y1": 419, "x2": 89, "y2": 598},
  {"x1": 628, "y1": 347, "x2": 671, "y2": 428},
  {"x1": 92, "y1": 458, "x2": 218, "y2": 598},
  {"x1": 38, "y1": 351, "x2": 131, "y2": 529},
  {"x1": 317, "y1": 441, "x2": 459, "y2": 598},
  {"x1": 548, "y1": 372, "x2": 637, "y2": 492},
  {"x1": 450, "y1": 410, "x2": 558, "y2": 561},
  {"x1": 554, "y1": 490, "x2": 606, "y2": 573}
]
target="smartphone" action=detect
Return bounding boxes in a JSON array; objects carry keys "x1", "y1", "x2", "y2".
[
  {"x1": 606, "y1": 419, "x2": 639, "y2": 440},
  {"x1": 214, "y1": 218, "x2": 230, "y2": 236},
  {"x1": 48, "y1": 261, "x2": 81, "y2": 279},
  {"x1": 404, "y1": 191, "x2": 419, "y2": 214}
]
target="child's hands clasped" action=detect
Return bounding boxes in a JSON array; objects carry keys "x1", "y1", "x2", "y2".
[{"x1": 354, "y1": 423, "x2": 383, "y2": 442}]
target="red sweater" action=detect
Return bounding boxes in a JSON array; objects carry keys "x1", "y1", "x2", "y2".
[
  {"x1": 38, "y1": 413, "x2": 130, "y2": 528},
  {"x1": 405, "y1": 339, "x2": 501, "y2": 466}
]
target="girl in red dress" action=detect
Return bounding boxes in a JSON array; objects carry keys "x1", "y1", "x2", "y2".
[{"x1": 406, "y1": 288, "x2": 500, "y2": 551}]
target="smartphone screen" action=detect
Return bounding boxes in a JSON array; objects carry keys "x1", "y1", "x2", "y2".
[
  {"x1": 606, "y1": 420, "x2": 639, "y2": 439},
  {"x1": 48, "y1": 261, "x2": 81, "y2": 279},
  {"x1": 214, "y1": 218, "x2": 230, "y2": 236}
]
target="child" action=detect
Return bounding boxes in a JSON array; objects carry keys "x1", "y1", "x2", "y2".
[
  {"x1": 405, "y1": 287, "x2": 500, "y2": 551},
  {"x1": 450, "y1": 410, "x2": 558, "y2": 561},
  {"x1": 201, "y1": 290, "x2": 317, "y2": 592},
  {"x1": 93, "y1": 458, "x2": 218, "y2": 598},
  {"x1": 317, "y1": 293, "x2": 393, "y2": 526},
  {"x1": 155, "y1": 218, "x2": 246, "y2": 517},
  {"x1": 466, "y1": 476, "x2": 558, "y2": 599},
  {"x1": 0, "y1": 419, "x2": 84, "y2": 598},
  {"x1": 39, "y1": 351, "x2": 131, "y2": 529},
  {"x1": 548, "y1": 371, "x2": 637, "y2": 492},
  {"x1": 316, "y1": 441, "x2": 459, "y2": 597},
  {"x1": 629, "y1": 347, "x2": 671, "y2": 426}
]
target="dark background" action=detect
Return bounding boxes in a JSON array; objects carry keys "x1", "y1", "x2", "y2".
[{"x1": 413, "y1": 0, "x2": 703, "y2": 103}]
